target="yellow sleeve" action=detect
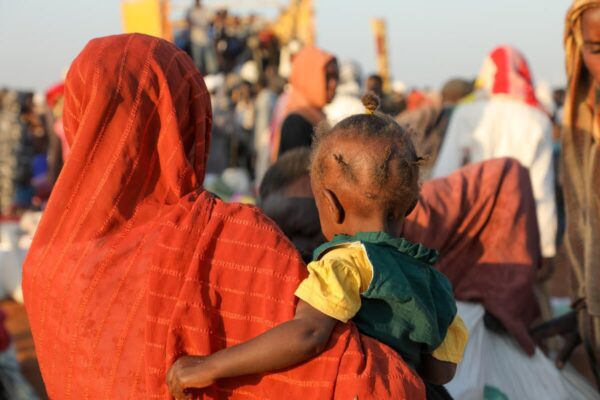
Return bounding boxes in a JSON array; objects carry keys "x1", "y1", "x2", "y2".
[
  {"x1": 431, "y1": 315, "x2": 469, "y2": 363},
  {"x1": 294, "y1": 246, "x2": 372, "y2": 323}
]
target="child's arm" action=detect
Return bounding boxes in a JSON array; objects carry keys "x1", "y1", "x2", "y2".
[
  {"x1": 418, "y1": 354, "x2": 457, "y2": 385},
  {"x1": 420, "y1": 314, "x2": 467, "y2": 385},
  {"x1": 166, "y1": 300, "x2": 337, "y2": 398}
]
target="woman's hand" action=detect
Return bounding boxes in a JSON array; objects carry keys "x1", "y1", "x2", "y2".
[{"x1": 166, "y1": 355, "x2": 215, "y2": 399}]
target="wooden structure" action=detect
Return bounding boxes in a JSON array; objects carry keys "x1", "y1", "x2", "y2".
[{"x1": 370, "y1": 18, "x2": 391, "y2": 92}]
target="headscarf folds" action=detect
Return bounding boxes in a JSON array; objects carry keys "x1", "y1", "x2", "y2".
[
  {"x1": 23, "y1": 34, "x2": 423, "y2": 399},
  {"x1": 286, "y1": 46, "x2": 334, "y2": 123},
  {"x1": 476, "y1": 45, "x2": 542, "y2": 109}
]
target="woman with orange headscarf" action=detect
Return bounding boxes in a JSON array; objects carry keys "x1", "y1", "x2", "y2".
[
  {"x1": 271, "y1": 46, "x2": 338, "y2": 160},
  {"x1": 22, "y1": 33, "x2": 423, "y2": 399}
]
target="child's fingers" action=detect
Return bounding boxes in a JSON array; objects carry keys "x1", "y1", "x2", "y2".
[
  {"x1": 166, "y1": 367, "x2": 184, "y2": 399},
  {"x1": 171, "y1": 385, "x2": 188, "y2": 400},
  {"x1": 174, "y1": 391, "x2": 192, "y2": 400},
  {"x1": 166, "y1": 363, "x2": 177, "y2": 387}
]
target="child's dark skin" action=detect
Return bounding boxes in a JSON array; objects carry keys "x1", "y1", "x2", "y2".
[{"x1": 166, "y1": 137, "x2": 456, "y2": 399}]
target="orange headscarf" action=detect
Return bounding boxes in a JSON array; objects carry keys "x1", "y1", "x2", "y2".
[
  {"x1": 23, "y1": 34, "x2": 423, "y2": 399},
  {"x1": 271, "y1": 46, "x2": 334, "y2": 160},
  {"x1": 286, "y1": 46, "x2": 334, "y2": 122}
]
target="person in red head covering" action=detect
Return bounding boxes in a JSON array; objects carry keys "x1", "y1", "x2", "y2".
[
  {"x1": 432, "y1": 45, "x2": 557, "y2": 268},
  {"x1": 22, "y1": 33, "x2": 423, "y2": 399}
]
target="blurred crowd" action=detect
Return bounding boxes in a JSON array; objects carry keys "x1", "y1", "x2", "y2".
[
  {"x1": 0, "y1": 7, "x2": 569, "y2": 226},
  {"x1": 1, "y1": 0, "x2": 600, "y2": 399}
]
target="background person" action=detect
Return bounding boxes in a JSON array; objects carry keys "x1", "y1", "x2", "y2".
[
  {"x1": 433, "y1": 45, "x2": 558, "y2": 265},
  {"x1": 273, "y1": 47, "x2": 339, "y2": 159}
]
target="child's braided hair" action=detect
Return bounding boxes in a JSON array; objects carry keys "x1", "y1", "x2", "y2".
[{"x1": 310, "y1": 92, "x2": 424, "y2": 216}]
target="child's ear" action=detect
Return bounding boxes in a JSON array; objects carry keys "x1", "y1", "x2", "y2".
[
  {"x1": 323, "y1": 189, "x2": 345, "y2": 224},
  {"x1": 405, "y1": 197, "x2": 419, "y2": 217}
]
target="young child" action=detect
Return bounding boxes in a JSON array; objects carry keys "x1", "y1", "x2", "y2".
[{"x1": 167, "y1": 93, "x2": 468, "y2": 399}]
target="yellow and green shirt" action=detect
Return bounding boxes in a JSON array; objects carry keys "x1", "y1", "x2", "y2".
[{"x1": 295, "y1": 232, "x2": 468, "y2": 367}]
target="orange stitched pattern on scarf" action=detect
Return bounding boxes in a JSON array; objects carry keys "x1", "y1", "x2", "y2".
[{"x1": 23, "y1": 34, "x2": 424, "y2": 399}]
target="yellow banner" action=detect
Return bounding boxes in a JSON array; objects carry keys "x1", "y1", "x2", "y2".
[
  {"x1": 121, "y1": 0, "x2": 172, "y2": 41},
  {"x1": 271, "y1": 0, "x2": 315, "y2": 46}
]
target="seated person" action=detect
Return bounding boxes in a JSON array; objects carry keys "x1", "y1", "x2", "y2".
[
  {"x1": 167, "y1": 94, "x2": 468, "y2": 398},
  {"x1": 258, "y1": 147, "x2": 324, "y2": 263}
]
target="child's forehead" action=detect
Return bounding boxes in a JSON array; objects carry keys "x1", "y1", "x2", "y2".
[{"x1": 326, "y1": 134, "x2": 393, "y2": 154}]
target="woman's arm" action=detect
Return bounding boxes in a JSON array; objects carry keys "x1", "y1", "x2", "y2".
[{"x1": 167, "y1": 300, "x2": 337, "y2": 398}]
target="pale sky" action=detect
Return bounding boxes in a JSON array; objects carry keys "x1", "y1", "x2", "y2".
[{"x1": 0, "y1": 0, "x2": 572, "y2": 92}]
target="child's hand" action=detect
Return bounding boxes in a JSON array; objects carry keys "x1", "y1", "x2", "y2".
[
  {"x1": 164, "y1": 301, "x2": 337, "y2": 398},
  {"x1": 166, "y1": 355, "x2": 215, "y2": 399}
]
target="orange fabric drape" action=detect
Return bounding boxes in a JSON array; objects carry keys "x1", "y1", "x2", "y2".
[
  {"x1": 23, "y1": 34, "x2": 423, "y2": 399},
  {"x1": 403, "y1": 158, "x2": 541, "y2": 355}
]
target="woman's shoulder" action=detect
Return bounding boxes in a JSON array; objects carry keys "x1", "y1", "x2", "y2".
[
  {"x1": 211, "y1": 198, "x2": 283, "y2": 233},
  {"x1": 210, "y1": 198, "x2": 304, "y2": 260}
]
